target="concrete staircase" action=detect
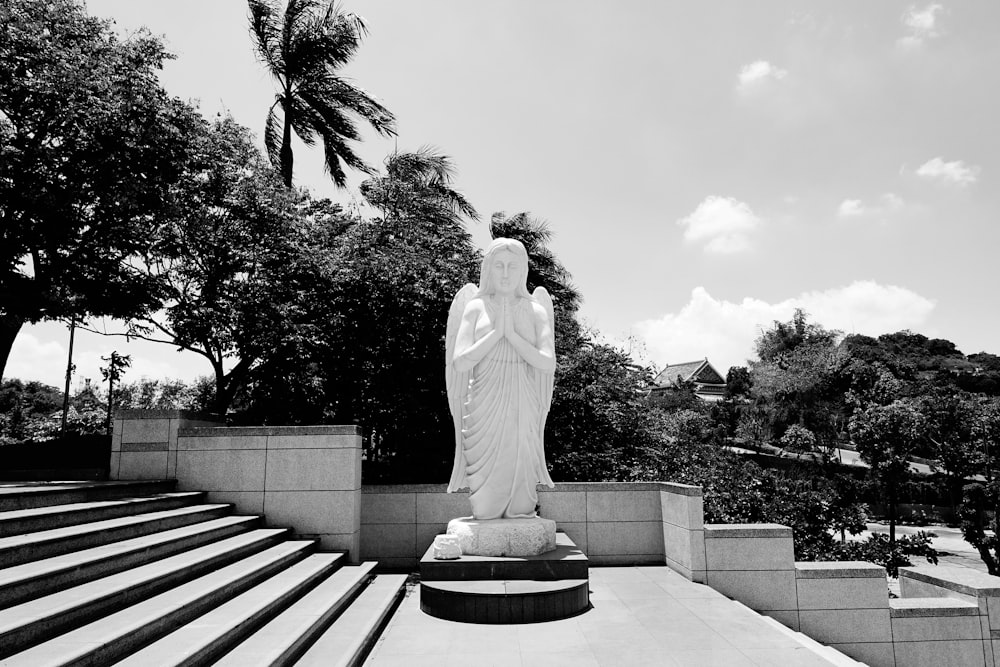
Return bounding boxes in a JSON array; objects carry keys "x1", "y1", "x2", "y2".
[{"x1": 0, "y1": 480, "x2": 405, "y2": 666}]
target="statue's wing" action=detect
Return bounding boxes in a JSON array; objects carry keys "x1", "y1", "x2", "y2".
[
  {"x1": 445, "y1": 283, "x2": 477, "y2": 491},
  {"x1": 533, "y1": 286, "x2": 556, "y2": 487}
]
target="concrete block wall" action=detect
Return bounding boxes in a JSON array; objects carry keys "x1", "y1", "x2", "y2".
[
  {"x1": 795, "y1": 561, "x2": 893, "y2": 666},
  {"x1": 360, "y1": 482, "x2": 666, "y2": 568},
  {"x1": 175, "y1": 425, "x2": 362, "y2": 558},
  {"x1": 113, "y1": 411, "x2": 363, "y2": 561},
  {"x1": 111, "y1": 409, "x2": 222, "y2": 480},
  {"x1": 899, "y1": 564, "x2": 1000, "y2": 666},
  {"x1": 660, "y1": 483, "x2": 705, "y2": 582},
  {"x1": 703, "y1": 524, "x2": 799, "y2": 629},
  {"x1": 890, "y1": 597, "x2": 985, "y2": 667}
]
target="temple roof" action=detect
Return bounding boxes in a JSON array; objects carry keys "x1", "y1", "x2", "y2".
[{"x1": 653, "y1": 359, "x2": 726, "y2": 387}]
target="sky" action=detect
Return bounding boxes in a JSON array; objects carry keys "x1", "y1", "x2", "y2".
[{"x1": 7, "y1": 1, "x2": 1000, "y2": 390}]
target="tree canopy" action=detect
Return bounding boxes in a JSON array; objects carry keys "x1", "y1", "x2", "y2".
[{"x1": 0, "y1": 0, "x2": 202, "y2": 378}]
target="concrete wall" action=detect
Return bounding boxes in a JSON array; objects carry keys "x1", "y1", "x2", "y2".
[
  {"x1": 660, "y1": 482, "x2": 706, "y2": 582},
  {"x1": 112, "y1": 412, "x2": 362, "y2": 561},
  {"x1": 899, "y1": 564, "x2": 1000, "y2": 666},
  {"x1": 360, "y1": 482, "x2": 670, "y2": 568},
  {"x1": 704, "y1": 524, "x2": 798, "y2": 629},
  {"x1": 111, "y1": 409, "x2": 223, "y2": 481},
  {"x1": 696, "y1": 527, "x2": 1000, "y2": 667},
  {"x1": 796, "y1": 561, "x2": 893, "y2": 666}
]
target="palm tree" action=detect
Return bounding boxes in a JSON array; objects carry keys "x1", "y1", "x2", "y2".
[
  {"x1": 249, "y1": 0, "x2": 396, "y2": 188},
  {"x1": 361, "y1": 147, "x2": 479, "y2": 226}
]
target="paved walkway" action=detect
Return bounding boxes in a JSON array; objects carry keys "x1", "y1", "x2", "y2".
[{"x1": 365, "y1": 566, "x2": 848, "y2": 666}]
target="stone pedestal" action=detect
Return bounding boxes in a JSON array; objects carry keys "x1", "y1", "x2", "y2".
[
  {"x1": 419, "y1": 532, "x2": 590, "y2": 623},
  {"x1": 446, "y1": 517, "x2": 556, "y2": 557}
]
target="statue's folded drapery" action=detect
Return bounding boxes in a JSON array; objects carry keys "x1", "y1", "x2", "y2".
[{"x1": 461, "y1": 304, "x2": 551, "y2": 519}]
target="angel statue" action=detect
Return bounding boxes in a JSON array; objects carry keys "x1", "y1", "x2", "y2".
[{"x1": 445, "y1": 238, "x2": 556, "y2": 520}]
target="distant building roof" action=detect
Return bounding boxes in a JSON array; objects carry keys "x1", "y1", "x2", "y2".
[
  {"x1": 652, "y1": 359, "x2": 727, "y2": 402},
  {"x1": 653, "y1": 359, "x2": 726, "y2": 387}
]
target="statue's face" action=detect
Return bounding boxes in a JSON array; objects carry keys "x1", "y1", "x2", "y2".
[{"x1": 489, "y1": 250, "x2": 521, "y2": 297}]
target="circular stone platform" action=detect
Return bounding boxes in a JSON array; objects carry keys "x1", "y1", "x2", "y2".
[
  {"x1": 420, "y1": 579, "x2": 590, "y2": 624},
  {"x1": 447, "y1": 517, "x2": 557, "y2": 557}
]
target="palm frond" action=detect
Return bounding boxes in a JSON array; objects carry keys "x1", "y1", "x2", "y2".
[
  {"x1": 320, "y1": 129, "x2": 371, "y2": 187},
  {"x1": 321, "y1": 78, "x2": 395, "y2": 135},
  {"x1": 288, "y1": 95, "x2": 320, "y2": 148},
  {"x1": 297, "y1": 88, "x2": 363, "y2": 142},
  {"x1": 263, "y1": 103, "x2": 282, "y2": 170},
  {"x1": 248, "y1": 0, "x2": 285, "y2": 76}
]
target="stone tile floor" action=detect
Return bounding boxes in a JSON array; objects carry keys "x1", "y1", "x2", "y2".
[{"x1": 364, "y1": 566, "x2": 844, "y2": 666}]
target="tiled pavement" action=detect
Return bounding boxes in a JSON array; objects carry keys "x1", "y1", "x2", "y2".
[{"x1": 365, "y1": 566, "x2": 848, "y2": 666}]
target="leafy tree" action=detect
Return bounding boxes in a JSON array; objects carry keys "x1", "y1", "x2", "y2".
[
  {"x1": 362, "y1": 148, "x2": 478, "y2": 227},
  {"x1": 849, "y1": 399, "x2": 927, "y2": 547},
  {"x1": 780, "y1": 424, "x2": 817, "y2": 453},
  {"x1": 725, "y1": 366, "x2": 752, "y2": 399},
  {"x1": 0, "y1": 378, "x2": 106, "y2": 445},
  {"x1": 103, "y1": 116, "x2": 347, "y2": 413},
  {"x1": 919, "y1": 388, "x2": 980, "y2": 509},
  {"x1": 548, "y1": 338, "x2": 661, "y2": 481},
  {"x1": 0, "y1": 0, "x2": 202, "y2": 378},
  {"x1": 113, "y1": 378, "x2": 213, "y2": 411},
  {"x1": 236, "y1": 149, "x2": 481, "y2": 479},
  {"x1": 249, "y1": 0, "x2": 396, "y2": 187},
  {"x1": 956, "y1": 398, "x2": 1000, "y2": 574},
  {"x1": 743, "y1": 311, "x2": 841, "y2": 448}
]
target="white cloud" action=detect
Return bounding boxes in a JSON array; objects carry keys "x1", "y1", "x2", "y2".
[
  {"x1": 837, "y1": 199, "x2": 865, "y2": 217},
  {"x1": 915, "y1": 157, "x2": 980, "y2": 187},
  {"x1": 677, "y1": 196, "x2": 761, "y2": 254},
  {"x1": 737, "y1": 60, "x2": 788, "y2": 92},
  {"x1": 897, "y1": 4, "x2": 944, "y2": 49},
  {"x1": 634, "y1": 282, "x2": 935, "y2": 375},
  {"x1": 836, "y1": 193, "x2": 904, "y2": 218},
  {"x1": 4, "y1": 331, "x2": 66, "y2": 387}
]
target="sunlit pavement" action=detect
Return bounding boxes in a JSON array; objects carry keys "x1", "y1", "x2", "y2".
[{"x1": 858, "y1": 523, "x2": 990, "y2": 573}]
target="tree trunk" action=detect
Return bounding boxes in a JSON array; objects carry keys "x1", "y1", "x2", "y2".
[
  {"x1": 0, "y1": 313, "x2": 25, "y2": 382},
  {"x1": 280, "y1": 96, "x2": 294, "y2": 188},
  {"x1": 212, "y1": 360, "x2": 228, "y2": 417},
  {"x1": 888, "y1": 486, "x2": 897, "y2": 548}
]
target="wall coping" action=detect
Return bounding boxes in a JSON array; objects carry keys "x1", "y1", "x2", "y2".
[
  {"x1": 704, "y1": 523, "x2": 792, "y2": 538},
  {"x1": 658, "y1": 482, "x2": 703, "y2": 497},
  {"x1": 361, "y1": 481, "x2": 698, "y2": 494},
  {"x1": 178, "y1": 425, "x2": 361, "y2": 437},
  {"x1": 889, "y1": 597, "x2": 980, "y2": 618},
  {"x1": 114, "y1": 409, "x2": 222, "y2": 421},
  {"x1": 795, "y1": 561, "x2": 886, "y2": 579},
  {"x1": 900, "y1": 565, "x2": 1000, "y2": 597}
]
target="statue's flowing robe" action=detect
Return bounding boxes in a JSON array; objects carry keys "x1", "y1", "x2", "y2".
[{"x1": 460, "y1": 298, "x2": 552, "y2": 519}]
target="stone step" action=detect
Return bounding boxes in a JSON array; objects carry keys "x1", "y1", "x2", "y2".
[
  {"x1": 1, "y1": 539, "x2": 316, "y2": 666},
  {"x1": 296, "y1": 574, "x2": 408, "y2": 667},
  {"x1": 214, "y1": 561, "x2": 377, "y2": 666},
  {"x1": 0, "y1": 503, "x2": 232, "y2": 567},
  {"x1": 0, "y1": 514, "x2": 261, "y2": 608},
  {"x1": 0, "y1": 480, "x2": 177, "y2": 512},
  {"x1": 0, "y1": 525, "x2": 288, "y2": 656},
  {"x1": 420, "y1": 578, "x2": 589, "y2": 624},
  {"x1": 0, "y1": 492, "x2": 206, "y2": 537},
  {"x1": 420, "y1": 531, "x2": 587, "y2": 582},
  {"x1": 113, "y1": 552, "x2": 347, "y2": 666}
]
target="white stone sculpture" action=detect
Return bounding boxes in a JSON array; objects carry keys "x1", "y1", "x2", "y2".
[{"x1": 445, "y1": 238, "x2": 556, "y2": 520}]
